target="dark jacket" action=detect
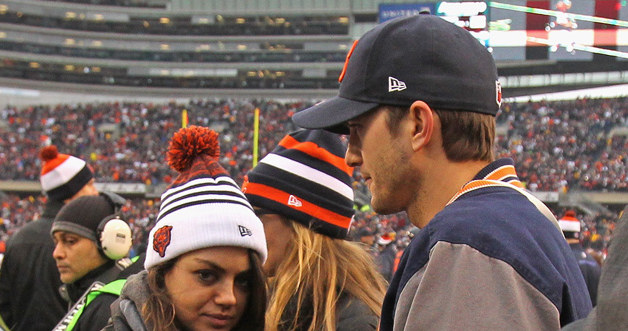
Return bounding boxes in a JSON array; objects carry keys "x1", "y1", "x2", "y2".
[
  {"x1": 56, "y1": 255, "x2": 144, "y2": 331},
  {"x1": 376, "y1": 244, "x2": 397, "y2": 282},
  {"x1": 280, "y1": 291, "x2": 378, "y2": 331},
  {"x1": 569, "y1": 242, "x2": 602, "y2": 306},
  {"x1": 0, "y1": 200, "x2": 67, "y2": 331},
  {"x1": 336, "y1": 293, "x2": 379, "y2": 330},
  {"x1": 562, "y1": 206, "x2": 628, "y2": 331}
]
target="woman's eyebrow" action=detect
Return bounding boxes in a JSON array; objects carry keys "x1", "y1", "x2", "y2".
[{"x1": 192, "y1": 258, "x2": 224, "y2": 272}]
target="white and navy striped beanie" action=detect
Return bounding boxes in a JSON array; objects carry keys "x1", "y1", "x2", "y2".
[
  {"x1": 145, "y1": 126, "x2": 267, "y2": 270},
  {"x1": 242, "y1": 129, "x2": 355, "y2": 239},
  {"x1": 39, "y1": 145, "x2": 93, "y2": 202}
]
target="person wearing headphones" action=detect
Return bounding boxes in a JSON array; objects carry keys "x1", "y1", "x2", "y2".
[
  {"x1": 0, "y1": 145, "x2": 99, "y2": 331},
  {"x1": 51, "y1": 193, "x2": 135, "y2": 331}
]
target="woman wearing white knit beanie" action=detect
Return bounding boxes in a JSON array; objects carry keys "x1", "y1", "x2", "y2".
[{"x1": 106, "y1": 126, "x2": 267, "y2": 331}]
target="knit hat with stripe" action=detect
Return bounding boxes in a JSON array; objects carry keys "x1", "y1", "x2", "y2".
[
  {"x1": 145, "y1": 126, "x2": 267, "y2": 270},
  {"x1": 39, "y1": 145, "x2": 93, "y2": 202},
  {"x1": 242, "y1": 129, "x2": 355, "y2": 239},
  {"x1": 559, "y1": 210, "x2": 580, "y2": 239}
]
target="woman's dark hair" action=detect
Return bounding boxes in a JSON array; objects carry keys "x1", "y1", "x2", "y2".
[
  {"x1": 143, "y1": 258, "x2": 178, "y2": 331},
  {"x1": 233, "y1": 249, "x2": 267, "y2": 331}
]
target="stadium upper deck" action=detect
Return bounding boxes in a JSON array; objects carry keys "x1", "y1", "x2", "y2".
[{"x1": 0, "y1": 0, "x2": 625, "y2": 98}]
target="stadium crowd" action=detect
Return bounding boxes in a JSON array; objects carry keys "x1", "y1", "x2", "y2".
[
  {"x1": 0, "y1": 96, "x2": 626, "y2": 266},
  {"x1": 496, "y1": 97, "x2": 627, "y2": 192},
  {"x1": 2, "y1": 97, "x2": 626, "y2": 190}
]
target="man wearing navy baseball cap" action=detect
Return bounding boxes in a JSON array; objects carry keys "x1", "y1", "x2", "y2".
[{"x1": 293, "y1": 14, "x2": 591, "y2": 331}]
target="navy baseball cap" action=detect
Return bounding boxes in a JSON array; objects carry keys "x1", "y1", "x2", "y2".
[{"x1": 292, "y1": 14, "x2": 502, "y2": 134}]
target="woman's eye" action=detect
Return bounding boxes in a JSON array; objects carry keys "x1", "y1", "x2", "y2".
[
  {"x1": 235, "y1": 275, "x2": 250, "y2": 290},
  {"x1": 197, "y1": 270, "x2": 217, "y2": 283}
]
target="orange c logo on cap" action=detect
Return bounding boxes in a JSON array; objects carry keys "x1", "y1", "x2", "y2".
[
  {"x1": 241, "y1": 175, "x2": 250, "y2": 193},
  {"x1": 496, "y1": 81, "x2": 503, "y2": 107},
  {"x1": 339, "y1": 40, "x2": 358, "y2": 83}
]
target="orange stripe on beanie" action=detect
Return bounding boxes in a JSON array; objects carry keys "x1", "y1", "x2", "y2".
[
  {"x1": 243, "y1": 129, "x2": 355, "y2": 239},
  {"x1": 278, "y1": 134, "x2": 353, "y2": 177},
  {"x1": 243, "y1": 182, "x2": 353, "y2": 229},
  {"x1": 40, "y1": 146, "x2": 70, "y2": 175}
]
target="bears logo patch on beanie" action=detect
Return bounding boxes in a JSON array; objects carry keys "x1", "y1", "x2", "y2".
[
  {"x1": 39, "y1": 145, "x2": 94, "y2": 202},
  {"x1": 242, "y1": 129, "x2": 355, "y2": 239},
  {"x1": 144, "y1": 126, "x2": 267, "y2": 270}
]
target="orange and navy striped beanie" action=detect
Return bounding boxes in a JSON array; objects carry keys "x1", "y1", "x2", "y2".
[
  {"x1": 39, "y1": 145, "x2": 93, "y2": 201},
  {"x1": 242, "y1": 129, "x2": 355, "y2": 239}
]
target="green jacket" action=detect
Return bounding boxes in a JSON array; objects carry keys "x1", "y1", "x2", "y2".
[{"x1": 54, "y1": 279, "x2": 126, "y2": 331}]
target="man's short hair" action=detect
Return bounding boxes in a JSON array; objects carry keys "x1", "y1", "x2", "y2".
[{"x1": 385, "y1": 106, "x2": 495, "y2": 162}]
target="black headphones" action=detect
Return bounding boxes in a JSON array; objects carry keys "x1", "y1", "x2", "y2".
[{"x1": 96, "y1": 191, "x2": 133, "y2": 260}]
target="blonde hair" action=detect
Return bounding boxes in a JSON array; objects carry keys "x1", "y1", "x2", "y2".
[{"x1": 266, "y1": 220, "x2": 387, "y2": 331}]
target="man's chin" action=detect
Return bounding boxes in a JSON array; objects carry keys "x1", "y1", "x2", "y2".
[
  {"x1": 59, "y1": 273, "x2": 77, "y2": 284},
  {"x1": 371, "y1": 200, "x2": 402, "y2": 215}
]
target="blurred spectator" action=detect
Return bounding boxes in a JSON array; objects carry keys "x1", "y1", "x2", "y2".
[
  {"x1": 375, "y1": 232, "x2": 397, "y2": 282},
  {"x1": 559, "y1": 210, "x2": 602, "y2": 306},
  {"x1": 562, "y1": 206, "x2": 628, "y2": 330}
]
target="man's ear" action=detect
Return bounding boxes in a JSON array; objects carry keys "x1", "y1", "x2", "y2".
[{"x1": 409, "y1": 101, "x2": 434, "y2": 151}]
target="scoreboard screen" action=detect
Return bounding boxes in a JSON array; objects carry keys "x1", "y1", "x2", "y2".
[{"x1": 379, "y1": 1, "x2": 628, "y2": 61}]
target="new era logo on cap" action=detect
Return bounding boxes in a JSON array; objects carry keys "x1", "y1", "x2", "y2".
[
  {"x1": 287, "y1": 195, "x2": 303, "y2": 207},
  {"x1": 388, "y1": 76, "x2": 406, "y2": 92},
  {"x1": 239, "y1": 225, "x2": 253, "y2": 237}
]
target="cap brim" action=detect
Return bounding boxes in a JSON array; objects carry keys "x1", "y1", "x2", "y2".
[{"x1": 292, "y1": 96, "x2": 378, "y2": 134}]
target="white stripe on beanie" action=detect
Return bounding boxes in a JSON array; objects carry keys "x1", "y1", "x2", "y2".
[
  {"x1": 160, "y1": 176, "x2": 241, "y2": 201},
  {"x1": 559, "y1": 219, "x2": 581, "y2": 232},
  {"x1": 160, "y1": 177, "x2": 250, "y2": 213},
  {"x1": 259, "y1": 153, "x2": 353, "y2": 200},
  {"x1": 40, "y1": 156, "x2": 87, "y2": 191}
]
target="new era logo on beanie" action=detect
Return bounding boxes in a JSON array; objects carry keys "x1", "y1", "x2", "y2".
[
  {"x1": 39, "y1": 145, "x2": 93, "y2": 201},
  {"x1": 144, "y1": 126, "x2": 267, "y2": 270},
  {"x1": 242, "y1": 129, "x2": 355, "y2": 239},
  {"x1": 287, "y1": 195, "x2": 303, "y2": 207},
  {"x1": 293, "y1": 14, "x2": 501, "y2": 133}
]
